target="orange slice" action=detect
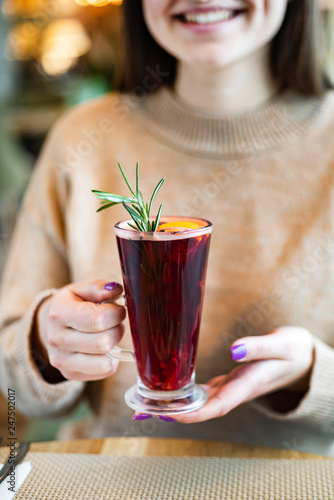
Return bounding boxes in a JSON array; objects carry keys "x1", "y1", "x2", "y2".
[{"x1": 158, "y1": 221, "x2": 201, "y2": 232}]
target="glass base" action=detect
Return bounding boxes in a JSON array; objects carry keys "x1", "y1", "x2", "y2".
[{"x1": 124, "y1": 383, "x2": 208, "y2": 416}]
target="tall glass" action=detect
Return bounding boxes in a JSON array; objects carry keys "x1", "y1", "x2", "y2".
[{"x1": 108, "y1": 216, "x2": 212, "y2": 415}]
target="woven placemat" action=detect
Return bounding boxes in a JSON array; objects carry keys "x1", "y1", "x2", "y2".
[{"x1": 1, "y1": 451, "x2": 334, "y2": 499}]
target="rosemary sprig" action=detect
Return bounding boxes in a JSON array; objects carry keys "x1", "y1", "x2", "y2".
[{"x1": 92, "y1": 162, "x2": 164, "y2": 232}]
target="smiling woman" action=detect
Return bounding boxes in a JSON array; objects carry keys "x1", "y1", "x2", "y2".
[
  {"x1": 118, "y1": 0, "x2": 331, "y2": 97},
  {"x1": 142, "y1": 0, "x2": 288, "y2": 68}
]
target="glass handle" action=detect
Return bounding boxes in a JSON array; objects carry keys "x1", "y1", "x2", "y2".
[
  {"x1": 107, "y1": 346, "x2": 135, "y2": 362},
  {"x1": 100, "y1": 295, "x2": 133, "y2": 362}
]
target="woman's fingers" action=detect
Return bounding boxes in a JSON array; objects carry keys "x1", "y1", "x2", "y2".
[
  {"x1": 55, "y1": 324, "x2": 125, "y2": 354},
  {"x1": 175, "y1": 361, "x2": 290, "y2": 424},
  {"x1": 68, "y1": 352, "x2": 115, "y2": 376},
  {"x1": 176, "y1": 367, "x2": 256, "y2": 423},
  {"x1": 230, "y1": 334, "x2": 285, "y2": 362},
  {"x1": 49, "y1": 289, "x2": 126, "y2": 333},
  {"x1": 39, "y1": 279, "x2": 128, "y2": 382},
  {"x1": 174, "y1": 327, "x2": 315, "y2": 425},
  {"x1": 69, "y1": 279, "x2": 123, "y2": 304},
  {"x1": 230, "y1": 327, "x2": 312, "y2": 362},
  {"x1": 71, "y1": 302, "x2": 126, "y2": 332},
  {"x1": 49, "y1": 351, "x2": 118, "y2": 380}
]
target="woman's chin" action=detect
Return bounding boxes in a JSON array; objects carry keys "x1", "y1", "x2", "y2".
[{"x1": 179, "y1": 49, "x2": 243, "y2": 73}]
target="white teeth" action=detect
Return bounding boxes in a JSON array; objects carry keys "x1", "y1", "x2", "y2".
[{"x1": 184, "y1": 10, "x2": 236, "y2": 24}]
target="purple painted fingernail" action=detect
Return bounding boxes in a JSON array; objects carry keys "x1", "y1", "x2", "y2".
[
  {"x1": 158, "y1": 416, "x2": 177, "y2": 422},
  {"x1": 132, "y1": 414, "x2": 152, "y2": 421},
  {"x1": 104, "y1": 282, "x2": 119, "y2": 291},
  {"x1": 231, "y1": 344, "x2": 247, "y2": 361}
]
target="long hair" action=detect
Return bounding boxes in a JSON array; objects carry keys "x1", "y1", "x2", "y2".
[{"x1": 116, "y1": 0, "x2": 332, "y2": 95}]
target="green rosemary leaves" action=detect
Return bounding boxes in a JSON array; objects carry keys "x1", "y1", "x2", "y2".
[{"x1": 92, "y1": 162, "x2": 164, "y2": 232}]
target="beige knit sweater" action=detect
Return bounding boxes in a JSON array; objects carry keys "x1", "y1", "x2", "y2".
[{"x1": 1, "y1": 87, "x2": 334, "y2": 455}]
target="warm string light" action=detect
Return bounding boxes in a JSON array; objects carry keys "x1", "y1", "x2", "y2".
[
  {"x1": 75, "y1": 0, "x2": 122, "y2": 6},
  {"x1": 6, "y1": 22, "x2": 40, "y2": 61},
  {"x1": 2, "y1": 0, "x2": 80, "y2": 16},
  {"x1": 40, "y1": 19, "x2": 91, "y2": 76},
  {"x1": 2, "y1": 0, "x2": 121, "y2": 77},
  {"x1": 83, "y1": 0, "x2": 111, "y2": 5}
]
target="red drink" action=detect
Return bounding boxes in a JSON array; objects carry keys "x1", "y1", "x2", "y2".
[{"x1": 116, "y1": 217, "x2": 211, "y2": 392}]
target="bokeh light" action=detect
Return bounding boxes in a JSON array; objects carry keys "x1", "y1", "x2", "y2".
[
  {"x1": 40, "y1": 19, "x2": 91, "y2": 76},
  {"x1": 75, "y1": 0, "x2": 122, "y2": 6},
  {"x1": 86, "y1": 0, "x2": 112, "y2": 5},
  {"x1": 6, "y1": 22, "x2": 40, "y2": 60}
]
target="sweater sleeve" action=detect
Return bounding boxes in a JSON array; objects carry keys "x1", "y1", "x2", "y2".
[
  {"x1": 0, "y1": 119, "x2": 85, "y2": 419},
  {"x1": 252, "y1": 338, "x2": 334, "y2": 433}
]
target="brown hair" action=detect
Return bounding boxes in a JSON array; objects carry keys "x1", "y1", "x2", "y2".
[{"x1": 116, "y1": 0, "x2": 332, "y2": 95}]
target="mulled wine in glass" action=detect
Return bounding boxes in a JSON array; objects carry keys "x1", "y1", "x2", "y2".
[{"x1": 108, "y1": 216, "x2": 212, "y2": 415}]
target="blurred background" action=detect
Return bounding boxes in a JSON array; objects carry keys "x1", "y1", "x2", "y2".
[
  {"x1": 0, "y1": 0, "x2": 333, "y2": 443},
  {"x1": 0, "y1": 0, "x2": 122, "y2": 444},
  {"x1": 0, "y1": 0, "x2": 122, "y2": 271}
]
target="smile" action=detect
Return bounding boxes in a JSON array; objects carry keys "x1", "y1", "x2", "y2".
[{"x1": 175, "y1": 8, "x2": 246, "y2": 25}]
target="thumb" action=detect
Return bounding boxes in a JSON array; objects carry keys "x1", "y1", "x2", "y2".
[
  {"x1": 69, "y1": 279, "x2": 123, "y2": 304},
  {"x1": 230, "y1": 329, "x2": 288, "y2": 362}
]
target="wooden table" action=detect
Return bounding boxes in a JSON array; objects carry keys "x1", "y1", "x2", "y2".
[{"x1": 30, "y1": 437, "x2": 330, "y2": 459}]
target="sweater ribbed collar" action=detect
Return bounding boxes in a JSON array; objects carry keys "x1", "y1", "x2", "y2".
[{"x1": 132, "y1": 86, "x2": 326, "y2": 159}]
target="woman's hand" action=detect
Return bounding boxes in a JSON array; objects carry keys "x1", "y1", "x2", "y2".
[
  {"x1": 173, "y1": 327, "x2": 315, "y2": 424},
  {"x1": 33, "y1": 279, "x2": 126, "y2": 382}
]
